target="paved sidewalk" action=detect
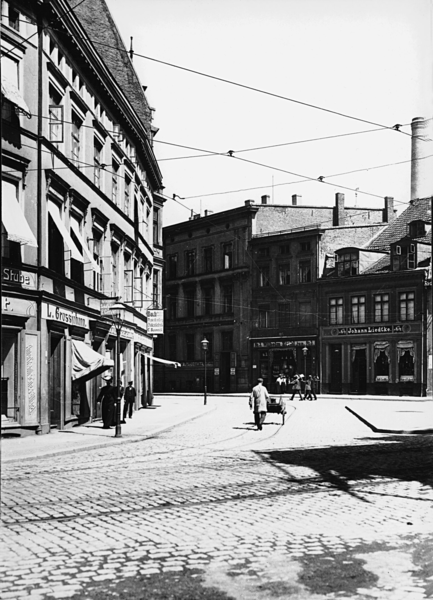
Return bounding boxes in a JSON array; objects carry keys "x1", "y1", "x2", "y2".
[{"x1": 1, "y1": 395, "x2": 215, "y2": 463}]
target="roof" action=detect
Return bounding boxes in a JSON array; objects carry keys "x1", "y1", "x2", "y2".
[
  {"x1": 368, "y1": 197, "x2": 432, "y2": 251},
  {"x1": 66, "y1": 0, "x2": 153, "y2": 134}
]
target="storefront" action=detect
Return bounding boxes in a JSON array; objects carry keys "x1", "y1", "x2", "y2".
[
  {"x1": 321, "y1": 323, "x2": 424, "y2": 396},
  {"x1": 251, "y1": 337, "x2": 317, "y2": 393}
]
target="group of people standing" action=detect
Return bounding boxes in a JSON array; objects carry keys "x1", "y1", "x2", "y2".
[
  {"x1": 96, "y1": 377, "x2": 137, "y2": 429},
  {"x1": 276, "y1": 374, "x2": 318, "y2": 400}
]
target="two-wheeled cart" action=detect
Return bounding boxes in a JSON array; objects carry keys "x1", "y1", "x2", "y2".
[{"x1": 267, "y1": 395, "x2": 287, "y2": 425}]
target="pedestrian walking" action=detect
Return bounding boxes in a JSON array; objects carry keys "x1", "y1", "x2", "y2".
[
  {"x1": 290, "y1": 375, "x2": 304, "y2": 401},
  {"x1": 276, "y1": 373, "x2": 286, "y2": 394},
  {"x1": 96, "y1": 375, "x2": 117, "y2": 429},
  {"x1": 249, "y1": 378, "x2": 269, "y2": 430},
  {"x1": 122, "y1": 380, "x2": 136, "y2": 422},
  {"x1": 304, "y1": 375, "x2": 317, "y2": 401}
]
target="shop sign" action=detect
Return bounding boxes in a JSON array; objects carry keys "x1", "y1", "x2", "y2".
[
  {"x1": 230, "y1": 368, "x2": 236, "y2": 376},
  {"x1": 147, "y1": 309, "x2": 164, "y2": 335},
  {"x1": 134, "y1": 331, "x2": 152, "y2": 348},
  {"x1": 100, "y1": 299, "x2": 117, "y2": 315},
  {"x1": 2, "y1": 267, "x2": 36, "y2": 289},
  {"x1": 335, "y1": 325, "x2": 404, "y2": 335},
  {"x1": 23, "y1": 332, "x2": 38, "y2": 424},
  {"x1": 2, "y1": 296, "x2": 36, "y2": 317},
  {"x1": 109, "y1": 325, "x2": 134, "y2": 339},
  {"x1": 253, "y1": 339, "x2": 315, "y2": 349},
  {"x1": 42, "y1": 303, "x2": 89, "y2": 329}
]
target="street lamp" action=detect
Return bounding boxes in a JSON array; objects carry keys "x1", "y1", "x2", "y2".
[
  {"x1": 107, "y1": 302, "x2": 125, "y2": 438},
  {"x1": 201, "y1": 337, "x2": 209, "y2": 405},
  {"x1": 302, "y1": 346, "x2": 308, "y2": 376}
]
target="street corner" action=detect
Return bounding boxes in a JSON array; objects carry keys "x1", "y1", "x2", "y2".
[{"x1": 345, "y1": 403, "x2": 433, "y2": 435}]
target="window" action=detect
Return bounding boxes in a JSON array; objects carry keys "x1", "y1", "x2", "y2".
[
  {"x1": 185, "y1": 250, "x2": 195, "y2": 276},
  {"x1": 92, "y1": 232, "x2": 103, "y2": 292},
  {"x1": 221, "y1": 331, "x2": 233, "y2": 351},
  {"x1": 203, "y1": 287, "x2": 213, "y2": 316},
  {"x1": 94, "y1": 139, "x2": 103, "y2": 189},
  {"x1": 70, "y1": 218, "x2": 84, "y2": 285},
  {"x1": 300, "y1": 241, "x2": 311, "y2": 252},
  {"x1": 49, "y1": 85, "x2": 64, "y2": 143},
  {"x1": 111, "y1": 159, "x2": 119, "y2": 204},
  {"x1": 124, "y1": 175, "x2": 131, "y2": 217},
  {"x1": 153, "y1": 208, "x2": 160, "y2": 244},
  {"x1": 299, "y1": 301, "x2": 312, "y2": 326},
  {"x1": 203, "y1": 247, "x2": 213, "y2": 273},
  {"x1": 393, "y1": 244, "x2": 416, "y2": 271},
  {"x1": 167, "y1": 255, "x2": 177, "y2": 279},
  {"x1": 222, "y1": 285, "x2": 233, "y2": 313},
  {"x1": 278, "y1": 263, "x2": 291, "y2": 285},
  {"x1": 398, "y1": 345, "x2": 415, "y2": 380},
  {"x1": 8, "y1": 6, "x2": 20, "y2": 31},
  {"x1": 280, "y1": 244, "x2": 290, "y2": 255},
  {"x1": 351, "y1": 296, "x2": 366, "y2": 324},
  {"x1": 168, "y1": 335, "x2": 177, "y2": 361},
  {"x1": 258, "y1": 304, "x2": 270, "y2": 328},
  {"x1": 2, "y1": 180, "x2": 22, "y2": 266},
  {"x1": 185, "y1": 288, "x2": 195, "y2": 317},
  {"x1": 299, "y1": 260, "x2": 311, "y2": 283},
  {"x1": 329, "y1": 297, "x2": 343, "y2": 325},
  {"x1": 48, "y1": 202, "x2": 64, "y2": 276},
  {"x1": 337, "y1": 252, "x2": 359, "y2": 276},
  {"x1": 277, "y1": 303, "x2": 290, "y2": 328},
  {"x1": 258, "y1": 247, "x2": 269, "y2": 257},
  {"x1": 374, "y1": 293, "x2": 389, "y2": 323},
  {"x1": 168, "y1": 294, "x2": 177, "y2": 320},
  {"x1": 399, "y1": 291, "x2": 415, "y2": 321},
  {"x1": 259, "y1": 266, "x2": 270, "y2": 287},
  {"x1": 409, "y1": 220, "x2": 425, "y2": 238},
  {"x1": 111, "y1": 243, "x2": 119, "y2": 297},
  {"x1": 186, "y1": 334, "x2": 195, "y2": 361},
  {"x1": 222, "y1": 243, "x2": 233, "y2": 269},
  {"x1": 152, "y1": 270, "x2": 160, "y2": 307},
  {"x1": 71, "y1": 112, "x2": 82, "y2": 166}
]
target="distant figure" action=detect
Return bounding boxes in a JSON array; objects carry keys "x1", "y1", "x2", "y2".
[
  {"x1": 304, "y1": 375, "x2": 317, "y2": 401},
  {"x1": 122, "y1": 381, "x2": 136, "y2": 421},
  {"x1": 249, "y1": 378, "x2": 270, "y2": 430},
  {"x1": 276, "y1": 374, "x2": 286, "y2": 394},
  {"x1": 96, "y1": 375, "x2": 117, "y2": 429},
  {"x1": 290, "y1": 375, "x2": 304, "y2": 401}
]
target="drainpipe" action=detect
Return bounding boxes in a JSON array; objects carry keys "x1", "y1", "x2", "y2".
[{"x1": 37, "y1": 8, "x2": 44, "y2": 432}]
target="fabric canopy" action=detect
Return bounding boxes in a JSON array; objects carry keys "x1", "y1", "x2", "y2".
[
  {"x1": 72, "y1": 340, "x2": 114, "y2": 381},
  {"x1": 1, "y1": 72, "x2": 31, "y2": 118},
  {"x1": 2, "y1": 182, "x2": 38, "y2": 247},
  {"x1": 147, "y1": 355, "x2": 181, "y2": 368},
  {"x1": 48, "y1": 204, "x2": 84, "y2": 262}
]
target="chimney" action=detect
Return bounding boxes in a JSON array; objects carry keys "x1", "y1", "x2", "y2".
[
  {"x1": 291, "y1": 194, "x2": 301, "y2": 206},
  {"x1": 411, "y1": 117, "x2": 432, "y2": 201},
  {"x1": 245, "y1": 199, "x2": 255, "y2": 206},
  {"x1": 383, "y1": 196, "x2": 395, "y2": 223},
  {"x1": 261, "y1": 195, "x2": 270, "y2": 204},
  {"x1": 333, "y1": 193, "x2": 345, "y2": 226}
]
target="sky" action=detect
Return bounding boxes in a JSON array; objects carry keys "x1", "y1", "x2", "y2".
[{"x1": 105, "y1": 0, "x2": 433, "y2": 227}]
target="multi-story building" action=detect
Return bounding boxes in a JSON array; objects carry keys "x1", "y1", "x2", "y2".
[
  {"x1": 319, "y1": 197, "x2": 432, "y2": 397},
  {"x1": 159, "y1": 193, "x2": 394, "y2": 394},
  {"x1": 1, "y1": 0, "x2": 164, "y2": 434}
]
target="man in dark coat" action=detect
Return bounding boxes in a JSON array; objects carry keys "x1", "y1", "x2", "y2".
[
  {"x1": 96, "y1": 376, "x2": 117, "y2": 429},
  {"x1": 122, "y1": 381, "x2": 136, "y2": 421}
]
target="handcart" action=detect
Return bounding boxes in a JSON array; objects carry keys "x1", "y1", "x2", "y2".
[{"x1": 267, "y1": 395, "x2": 287, "y2": 425}]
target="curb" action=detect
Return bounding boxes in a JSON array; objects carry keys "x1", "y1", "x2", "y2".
[{"x1": 345, "y1": 406, "x2": 433, "y2": 435}]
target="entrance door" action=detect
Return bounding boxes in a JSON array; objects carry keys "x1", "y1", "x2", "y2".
[
  {"x1": 49, "y1": 334, "x2": 63, "y2": 427},
  {"x1": 220, "y1": 352, "x2": 231, "y2": 393},
  {"x1": 329, "y1": 344, "x2": 342, "y2": 393},
  {"x1": 1, "y1": 333, "x2": 18, "y2": 421},
  {"x1": 351, "y1": 348, "x2": 367, "y2": 394}
]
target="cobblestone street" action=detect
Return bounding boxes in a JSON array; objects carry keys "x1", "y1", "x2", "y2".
[{"x1": 1, "y1": 396, "x2": 432, "y2": 599}]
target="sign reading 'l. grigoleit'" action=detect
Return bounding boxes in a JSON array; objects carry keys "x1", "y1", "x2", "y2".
[{"x1": 147, "y1": 309, "x2": 164, "y2": 335}]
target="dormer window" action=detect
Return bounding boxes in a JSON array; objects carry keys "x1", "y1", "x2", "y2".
[
  {"x1": 408, "y1": 220, "x2": 426, "y2": 239},
  {"x1": 336, "y1": 251, "x2": 359, "y2": 276},
  {"x1": 393, "y1": 243, "x2": 416, "y2": 271}
]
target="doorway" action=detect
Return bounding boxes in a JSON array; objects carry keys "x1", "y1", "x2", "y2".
[
  {"x1": 220, "y1": 352, "x2": 231, "y2": 393},
  {"x1": 351, "y1": 348, "x2": 367, "y2": 394},
  {"x1": 329, "y1": 344, "x2": 342, "y2": 393},
  {"x1": 49, "y1": 334, "x2": 63, "y2": 427}
]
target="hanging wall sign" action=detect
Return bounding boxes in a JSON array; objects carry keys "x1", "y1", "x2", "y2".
[{"x1": 147, "y1": 309, "x2": 164, "y2": 335}]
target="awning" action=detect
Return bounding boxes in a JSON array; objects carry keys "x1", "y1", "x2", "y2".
[
  {"x1": 2, "y1": 183, "x2": 38, "y2": 247},
  {"x1": 147, "y1": 355, "x2": 181, "y2": 368},
  {"x1": 1, "y1": 72, "x2": 31, "y2": 118},
  {"x1": 72, "y1": 340, "x2": 114, "y2": 381},
  {"x1": 48, "y1": 204, "x2": 84, "y2": 262},
  {"x1": 70, "y1": 220, "x2": 101, "y2": 273}
]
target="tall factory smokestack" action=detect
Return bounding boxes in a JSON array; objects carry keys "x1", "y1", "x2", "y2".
[{"x1": 411, "y1": 117, "x2": 432, "y2": 201}]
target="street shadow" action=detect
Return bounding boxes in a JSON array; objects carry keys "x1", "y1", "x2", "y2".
[{"x1": 255, "y1": 435, "x2": 433, "y2": 497}]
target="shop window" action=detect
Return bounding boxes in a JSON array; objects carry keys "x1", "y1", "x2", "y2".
[
  {"x1": 259, "y1": 265, "x2": 270, "y2": 287},
  {"x1": 186, "y1": 334, "x2": 195, "y2": 361},
  {"x1": 374, "y1": 343, "x2": 390, "y2": 381},
  {"x1": 351, "y1": 295, "x2": 366, "y2": 324},
  {"x1": 399, "y1": 291, "x2": 415, "y2": 321},
  {"x1": 185, "y1": 250, "x2": 195, "y2": 276},
  {"x1": 203, "y1": 247, "x2": 213, "y2": 273},
  {"x1": 278, "y1": 263, "x2": 291, "y2": 285},
  {"x1": 222, "y1": 285, "x2": 233, "y2": 313},
  {"x1": 258, "y1": 304, "x2": 270, "y2": 328},
  {"x1": 222, "y1": 243, "x2": 233, "y2": 269},
  {"x1": 299, "y1": 260, "x2": 311, "y2": 283},
  {"x1": 167, "y1": 255, "x2": 177, "y2": 279},
  {"x1": 398, "y1": 345, "x2": 415, "y2": 381},
  {"x1": 168, "y1": 295, "x2": 177, "y2": 320},
  {"x1": 277, "y1": 303, "x2": 290, "y2": 328},
  {"x1": 374, "y1": 293, "x2": 389, "y2": 322},
  {"x1": 168, "y1": 334, "x2": 177, "y2": 361},
  {"x1": 94, "y1": 138, "x2": 103, "y2": 189},
  {"x1": 337, "y1": 252, "x2": 359, "y2": 276},
  {"x1": 203, "y1": 287, "x2": 213, "y2": 315},
  {"x1": 299, "y1": 301, "x2": 312, "y2": 326},
  {"x1": 71, "y1": 111, "x2": 82, "y2": 166},
  {"x1": 185, "y1": 288, "x2": 195, "y2": 317},
  {"x1": 221, "y1": 331, "x2": 233, "y2": 351},
  {"x1": 329, "y1": 297, "x2": 343, "y2": 325}
]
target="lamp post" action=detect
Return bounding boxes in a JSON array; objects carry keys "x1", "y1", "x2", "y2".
[
  {"x1": 302, "y1": 346, "x2": 308, "y2": 377},
  {"x1": 201, "y1": 337, "x2": 209, "y2": 405},
  {"x1": 107, "y1": 302, "x2": 125, "y2": 438}
]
